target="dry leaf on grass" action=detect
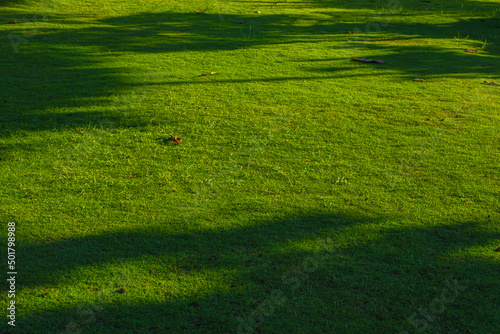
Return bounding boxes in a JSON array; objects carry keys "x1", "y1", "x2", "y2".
[
  {"x1": 483, "y1": 81, "x2": 499, "y2": 86},
  {"x1": 168, "y1": 134, "x2": 182, "y2": 144},
  {"x1": 352, "y1": 57, "x2": 384, "y2": 64},
  {"x1": 196, "y1": 10, "x2": 204, "y2": 14},
  {"x1": 202, "y1": 72, "x2": 218, "y2": 76},
  {"x1": 464, "y1": 49, "x2": 477, "y2": 53},
  {"x1": 413, "y1": 78, "x2": 425, "y2": 82}
]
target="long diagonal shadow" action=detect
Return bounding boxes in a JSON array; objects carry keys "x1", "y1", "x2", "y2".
[
  {"x1": 11, "y1": 213, "x2": 499, "y2": 333},
  {"x1": 1, "y1": 9, "x2": 498, "y2": 139}
]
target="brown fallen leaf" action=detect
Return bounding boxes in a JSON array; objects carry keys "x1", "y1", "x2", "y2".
[
  {"x1": 202, "y1": 72, "x2": 218, "y2": 76},
  {"x1": 483, "y1": 81, "x2": 499, "y2": 86},
  {"x1": 168, "y1": 133, "x2": 182, "y2": 144},
  {"x1": 413, "y1": 78, "x2": 425, "y2": 82},
  {"x1": 196, "y1": 10, "x2": 204, "y2": 14},
  {"x1": 352, "y1": 57, "x2": 384, "y2": 64},
  {"x1": 464, "y1": 49, "x2": 477, "y2": 53}
]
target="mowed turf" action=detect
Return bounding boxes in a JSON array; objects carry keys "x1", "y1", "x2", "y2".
[{"x1": 0, "y1": 0, "x2": 499, "y2": 333}]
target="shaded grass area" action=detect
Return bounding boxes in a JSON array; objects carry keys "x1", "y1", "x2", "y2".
[
  {"x1": 0, "y1": 0, "x2": 499, "y2": 333},
  {"x1": 14, "y1": 215, "x2": 500, "y2": 333}
]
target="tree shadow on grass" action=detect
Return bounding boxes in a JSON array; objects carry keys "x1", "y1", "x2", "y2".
[
  {"x1": 1, "y1": 9, "x2": 498, "y2": 139},
  {"x1": 0, "y1": 0, "x2": 28, "y2": 6},
  {"x1": 0, "y1": 45, "x2": 134, "y2": 131},
  {"x1": 51, "y1": 11, "x2": 500, "y2": 81},
  {"x1": 7, "y1": 212, "x2": 499, "y2": 333},
  {"x1": 271, "y1": 0, "x2": 500, "y2": 13}
]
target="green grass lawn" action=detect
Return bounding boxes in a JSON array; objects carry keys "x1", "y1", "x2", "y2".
[{"x1": 0, "y1": 0, "x2": 499, "y2": 333}]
